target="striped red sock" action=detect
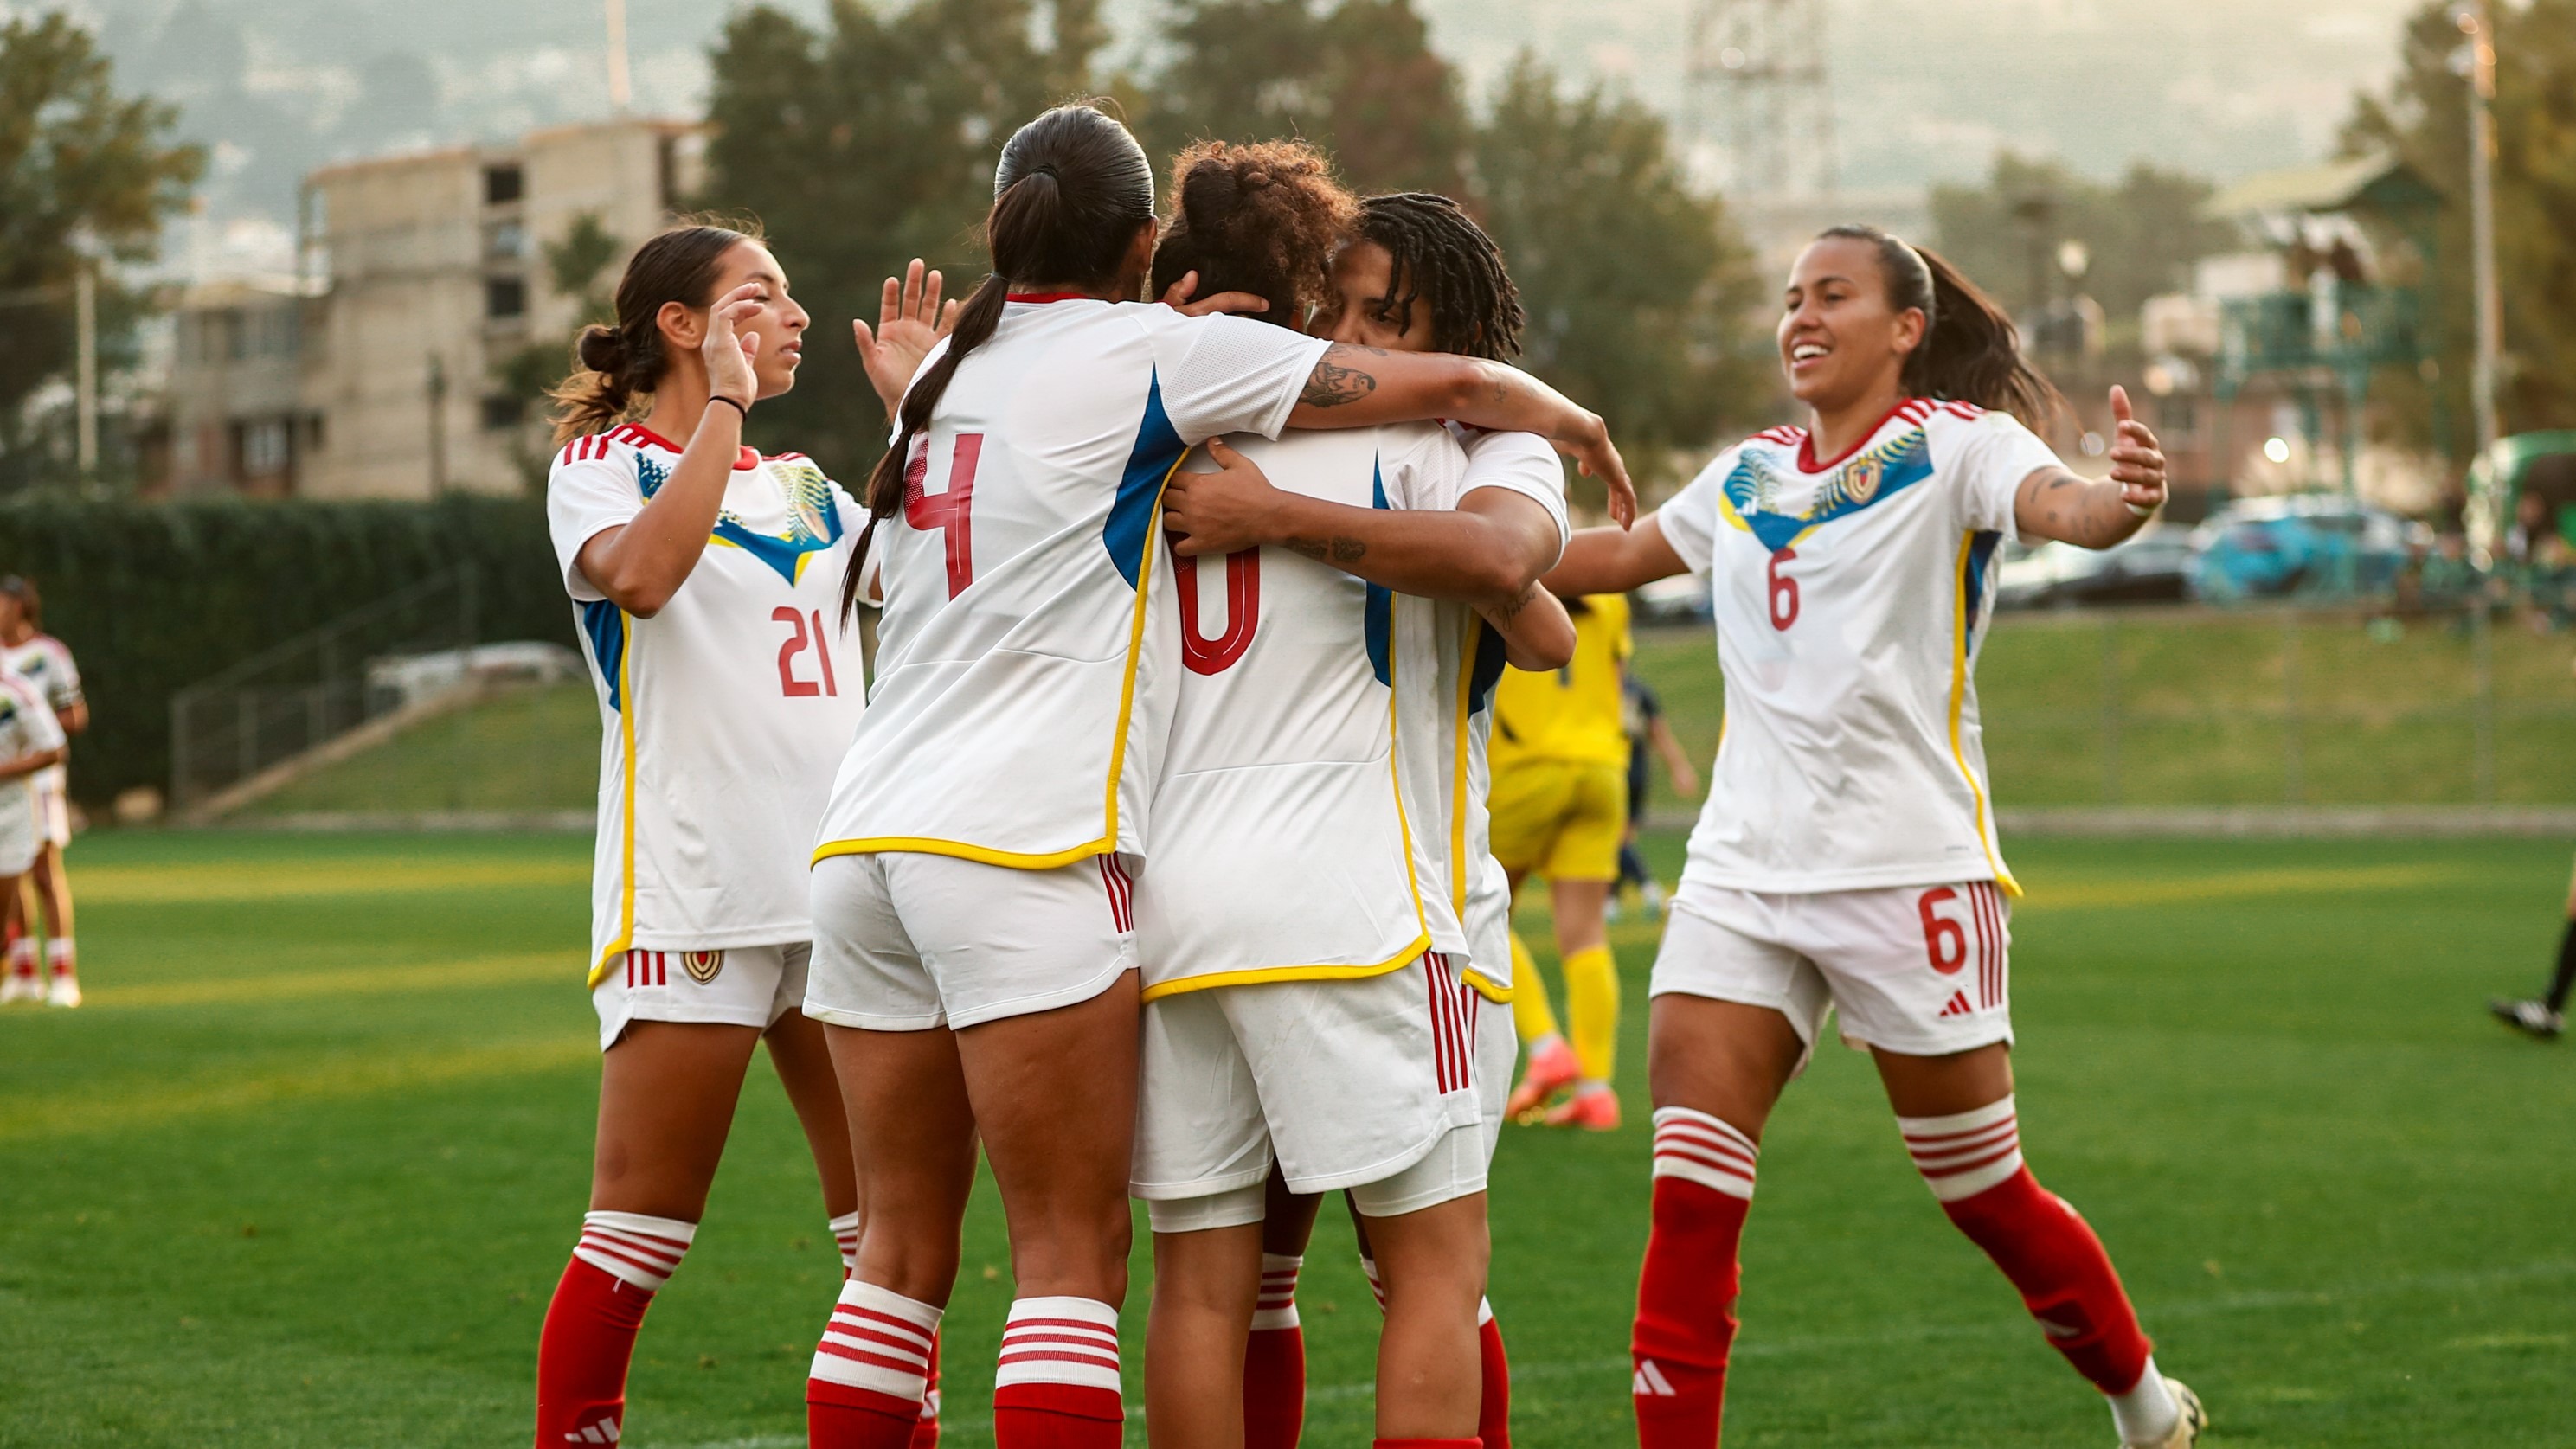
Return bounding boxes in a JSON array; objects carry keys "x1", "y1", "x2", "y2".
[
  {"x1": 808, "y1": 1279, "x2": 943, "y2": 1449},
  {"x1": 1476, "y1": 1298, "x2": 1510, "y2": 1449},
  {"x1": 911, "y1": 1332, "x2": 941, "y2": 1449},
  {"x1": 533, "y1": 1212, "x2": 695, "y2": 1447},
  {"x1": 1633, "y1": 1107, "x2": 1757, "y2": 1449},
  {"x1": 993, "y1": 1296, "x2": 1122, "y2": 1447},
  {"x1": 1244, "y1": 1253, "x2": 1305, "y2": 1449}
]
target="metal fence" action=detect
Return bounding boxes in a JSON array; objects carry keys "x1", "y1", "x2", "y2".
[{"x1": 169, "y1": 566, "x2": 480, "y2": 815}]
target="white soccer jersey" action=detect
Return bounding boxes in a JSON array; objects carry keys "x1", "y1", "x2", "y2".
[
  {"x1": 1135, "y1": 422, "x2": 1468, "y2": 1000},
  {"x1": 812, "y1": 298, "x2": 1327, "y2": 871},
  {"x1": 0, "y1": 672, "x2": 63, "y2": 836},
  {"x1": 549, "y1": 421, "x2": 870, "y2": 985},
  {"x1": 1392, "y1": 428, "x2": 1571, "y2": 1002},
  {"x1": 4, "y1": 634, "x2": 80, "y2": 798},
  {"x1": 1656, "y1": 398, "x2": 2061, "y2": 896}
]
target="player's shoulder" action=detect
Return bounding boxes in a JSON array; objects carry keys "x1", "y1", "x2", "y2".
[{"x1": 550, "y1": 422, "x2": 659, "y2": 474}]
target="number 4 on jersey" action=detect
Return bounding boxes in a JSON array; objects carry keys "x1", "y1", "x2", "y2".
[{"x1": 905, "y1": 433, "x2": 982, "y2": 597}]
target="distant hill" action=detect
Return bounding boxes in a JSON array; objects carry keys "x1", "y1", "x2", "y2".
[{"x1": 74, "y1": 0, "x2": 2422, "y2": 228}]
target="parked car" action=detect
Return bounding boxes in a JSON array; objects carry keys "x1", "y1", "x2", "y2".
[
  {"x1": 1633, "y1": 571, "x2": 1712, "y2": 623},
  {"x1": 2186, "y1": 497, "x2": 2431, "y2": 601},
  {"x1": 1996, "y1": 525, "x2": 2194, "y2": 609}
]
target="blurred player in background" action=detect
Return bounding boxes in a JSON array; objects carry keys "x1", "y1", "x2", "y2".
[
  {"x1": 1139, "y1": 169, "x2": 1581, "y2": 1449},
  {"x1": 1494, "y1": 591, "x2": 1635, "y2": 1131},
  {"x1": 531, "y1": 221, "x2": 915, "y2": 1449},
  {"x1": 799, "y1": 103, "x2": 1622, "y2": 1449},
  {"x1": 1610, "y1": 673, "x2": 1699, "y2": 922},
  {"x1": 2489, "y1": 850, "x2": 2576, "y2": 1038},
  {"x1": 1545, "y1": 224, "x2": 2206, "y2": 1448},
  {"x1": 0, "y1": 577, "x2": 84, "y2": 1007},
  {"x1": 0, "y1": 667, "x2": 65, "y2": 1006}
]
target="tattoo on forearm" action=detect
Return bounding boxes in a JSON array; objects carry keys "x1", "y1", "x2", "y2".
[
  {"x1": 1494, "y1": 583, "x2": 1535, "y2": 625},
  {"x1": 1301, "y1": 359, "x2": 1378, "y2": 408},
  {"x1": 1283, "y1": 536, "x2": 1367, "y2": 563}
]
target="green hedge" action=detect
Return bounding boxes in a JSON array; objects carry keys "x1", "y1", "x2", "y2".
[{"x1": 0, "y1": 494, "x2": 573, "y2": 810}]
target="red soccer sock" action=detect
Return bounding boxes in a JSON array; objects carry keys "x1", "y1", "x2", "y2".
[
  {"x1": 1244, "y1": 1253, "x2": 1307, "y2": 1449},
  {"x1": 992, "y1": 1296, "x2": 1123, "y2": 1449},
  {"x1": 910, "y1": 1331, "x2": 942, "y2": 1449},
  {"x1": 1903, "y1": 1099, "x2": 2152, "y2": 1395},
  {"x1": 533, "y1": 1212, "x2": 696, "y2": 1447},
  {"x1": 1372, "y1": 1439, "x2": 1481, "y2": 1448},
  {"x1": 1476, "y1": 1298, "x2": 1511, "y2": 1449},
  {"x1": 809, "y1": 1279, "x2": 943, "y2": 1448},
  {"x1": 1632, "y1": 1107, "x2": 1758, "y2": 1449}
]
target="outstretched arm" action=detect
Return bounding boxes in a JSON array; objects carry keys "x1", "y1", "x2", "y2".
[
  {"x1": 2014, "y1": 386, "x2": 2168, "y2": 548},
  {"x1": 0, "y1": 744, "x2": 62, "y2": 782},
  {"x1": 1542, "y1": 515, "x2": 1693, "y2": 599},
  {"x1": 1284, "y1": 347, "x2": 1635, "y2": 526}
]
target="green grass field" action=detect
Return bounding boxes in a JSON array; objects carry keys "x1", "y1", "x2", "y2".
[{"x1": 3, "y1": 828, "x2": 2569, "y2": 1446}]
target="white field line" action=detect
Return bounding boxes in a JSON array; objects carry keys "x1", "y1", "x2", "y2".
[{"x1": 643, "y1": 1260, "x2": 2576, "y2": 1446}]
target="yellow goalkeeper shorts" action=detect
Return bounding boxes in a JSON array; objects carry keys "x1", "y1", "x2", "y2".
[{"x1": 1488, "y1": 759, "x2": 1628, "y2": 882}]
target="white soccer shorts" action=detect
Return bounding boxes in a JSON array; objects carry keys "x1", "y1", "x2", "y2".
[
  {"x1": 32, "y1": 774, "x2": 67, "y2": 849},
  {"x1": 591, "y1": 941, "x2": 812, "y2": 1052},
  {"x1": 803, "y1": 850, "x2": 1137, "y2": 1031},
  {"x1": 1133, "y1": 952, "x2": 1489, "y2": 1226},
  {"x1": 1652, "y1": 880, "x2": 2014, "y2": 1070},
  {"x1": 1475, "y1": 988, "x2": 1517, "y2": 1162},
  {"x1": 0, "y1": 786, "x2": 44, "y2": 877}
]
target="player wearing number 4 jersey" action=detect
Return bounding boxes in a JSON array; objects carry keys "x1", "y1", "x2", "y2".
[
  {"x1": 799, "y1": 105, "x2": 1626, "y2": 1449},
  {"x1": 1547, "y1": 225, "x2": 2207, "y2": 1449},
  {"x1": 534, "y1": 222, "x2": 947, "y2": 1449}
]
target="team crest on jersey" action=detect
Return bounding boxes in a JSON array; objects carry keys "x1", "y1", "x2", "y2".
[
  {"x1": 1843, "y1": 454, "x2": 1884, "y2": 505},
  {"x1": 681, "y1": 950, "x2": 725, "y2": 984},
  {"x1": 1719, "y1": 427, "x2": 1937, "y2": 554}
]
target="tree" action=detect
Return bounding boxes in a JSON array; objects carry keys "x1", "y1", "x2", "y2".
[
  {"x1": 0, "y1": 13, "x2": 202, "y2": 475},
  {"x1": 2346, "y1": 0, "x2": 2576, "y2": 441},
  {"x1": 698, "y1": 0, "x2": 1103, "y2": 479},
  {"x1": 1474, "y1": 55, "x2": 1770, "y2": 493},
  {"x1": 1133, "y1": 0, "x2": 1468, "y2": 196},
  {"x1": 497, "y1": 212, "x2": 625, "y2": 487},
  {"x1": 1929, "y1": 152, "x2": 2236, "y2": 325}
]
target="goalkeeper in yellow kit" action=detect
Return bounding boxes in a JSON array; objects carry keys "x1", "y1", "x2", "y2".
[{"x1": 1492, "y1": 592, "x2": 1634, "y2": 1130}]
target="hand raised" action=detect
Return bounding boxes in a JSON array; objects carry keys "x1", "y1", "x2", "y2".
[
  {"x1": 1160, "y1": 270, "x2": 1271, "y2": 320},
  {"x1": 2106, "y1": 385, "x2": 2166, "y2": 516},
  {"x1": 1551, "y1": 412, "x2": 1635, "y2": 528},
  {"x1": 703, "y1": 282, "x2": 765, "y2": 409},
  {"x1": 854, "y1": 259, "x2": 958, "y2": 416}
]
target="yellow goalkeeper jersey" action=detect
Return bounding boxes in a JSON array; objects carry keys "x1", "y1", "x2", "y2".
[{"x1": 1491, "y1": 593, "x2": 1632, "y2": 771}]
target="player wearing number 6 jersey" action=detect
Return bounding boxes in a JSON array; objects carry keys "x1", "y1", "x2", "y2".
[
  {"x1": 534, "y1": 222, "x2": 943, "y2": 1449},
  {"x1": 1545, "y1": 226, "x2": 2207, "y2": 1449},
  {"x1": 799, "y1": 104, "x2": 1625, "y2": 1449}
]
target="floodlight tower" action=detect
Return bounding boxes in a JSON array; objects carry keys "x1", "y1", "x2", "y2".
[{"x1": 1685, "y1": 0, "x2": 1838, "y2": 203}]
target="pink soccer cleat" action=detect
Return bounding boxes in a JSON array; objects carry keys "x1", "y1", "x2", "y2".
[
  {"x1": 1545, "y1": 1084, "x2": 1622, "y2": 1132},
  {"x1": 1506, "y1": 1035, "x2": 1580, "y2": 1120}
]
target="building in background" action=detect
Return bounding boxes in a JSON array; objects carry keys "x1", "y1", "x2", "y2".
[{"x1": 151, "y1": 116, "x2": 703, "y2": 499}]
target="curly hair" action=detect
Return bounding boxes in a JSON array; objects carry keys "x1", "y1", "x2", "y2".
[
  {"x1": 1149, "y1": 138, "x2": 1358, "y2": 330},
  {"x1": 1354, "y1": 191, "x2": 1524, "y2": 362}
]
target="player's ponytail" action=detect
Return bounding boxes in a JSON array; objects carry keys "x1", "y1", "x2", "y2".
[
  {"x1": 845, "y1": 102, "x2": 1156, "y2": 621},
  {"x1": 547, "y1": 220, "x2": 758, "y2": 446},
  {"x1": 1819, "y1": 223, "x2": 2063, "y2": 430}
]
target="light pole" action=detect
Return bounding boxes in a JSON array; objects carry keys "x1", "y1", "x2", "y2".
[{"x1": 2460, "y1": 1, "x2": 2502, "y2": 460}]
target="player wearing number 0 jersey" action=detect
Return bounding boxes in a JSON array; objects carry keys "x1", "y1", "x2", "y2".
[
  {"x1": 1547, "y1": 225, "x2": 2205, "y2": 1449},
  {"x1": 530, "y1": 223, "x2": 905, "y2": 1449},
  {"x1": 796, "y1": 110, "x2": 1626, "y2": 1449}
]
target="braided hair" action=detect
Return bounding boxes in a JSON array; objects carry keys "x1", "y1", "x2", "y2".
[{"x1": 1353, "y1": 192, "x2": 1524, "y2": 362}]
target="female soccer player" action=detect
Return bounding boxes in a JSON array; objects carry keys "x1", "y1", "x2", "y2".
[
  {"x1": 0, "y1": 579, "x2": 84, "y2": 1008},
  {"x1": 1127, "y1": 151, "x2": 1572, "y2": 1449},
  {"x1": 1160, "y1": 189, "x2": 1574, "y2": 1449},
  {"x1": 0, "y1": 668, "x2": 66, "y2": 997},
  {"x1": 798, "y1": 103, "x2": 1624, "y2": 1449},
  {"x1": 1542, "y1": 225, "x2": 2207, "y2": 1448},
  {"x1": 533, "y1": 221, "x2": 940, "y2": 1449}
]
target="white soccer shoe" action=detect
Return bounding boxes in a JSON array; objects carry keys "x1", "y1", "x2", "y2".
[
  {"x1": 44, "y1": 974, "x2": 80, "y2": 1008},
  {"x1": 0, "y1": 972, "x2": 39, "y2": 1004},
  {"x1": 2130, "y1": 1379, "x2": 2207, "y2": 1448}
]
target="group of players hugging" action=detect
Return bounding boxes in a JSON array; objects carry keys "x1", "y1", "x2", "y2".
[{"x1": 530, "y1": 102, "x2": 2207, "y2": 1449}]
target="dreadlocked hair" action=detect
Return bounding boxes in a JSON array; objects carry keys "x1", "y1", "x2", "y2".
[
  {"x1": 547, "y1": 219, "x2": 761, "y2": 446},
  {"x1": 1354, "y1": 191, "x2": 1524, "y2": 361},
  {"x1": 842, "y1": 102, "x2": 1157, "y2": 622},
  {"x1": 1149, "y1": 138, "x2": 1357, "y2": 331},
  {"x1": 1815, "y1": 223, "x2": 2064, "y2": 429}
]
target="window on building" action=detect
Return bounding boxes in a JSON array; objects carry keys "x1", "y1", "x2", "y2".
[
  {"x1": 484, "y1": 163, "x2": 524, "y2": 207},
  {"x1": 485, "y1": 276, "x2": 528, "y2": 321},
  {"x1": 240, "y1": 417, "x2": 292, "y2": 477},
  {"x1": 480, "y1": 394, "x2": 527, "y2": 432},
  {"x1": 485, "y1": 220, "x2": 528, "y2": 261}
]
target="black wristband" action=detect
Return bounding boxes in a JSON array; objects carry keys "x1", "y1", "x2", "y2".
[{"x1": 710, "y1": 394, "x2": 751, "y2": 420}]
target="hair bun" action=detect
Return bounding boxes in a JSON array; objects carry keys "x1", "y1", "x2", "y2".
[{"x1": 575, "y1": 324, "x2": 628, "y2": 376}]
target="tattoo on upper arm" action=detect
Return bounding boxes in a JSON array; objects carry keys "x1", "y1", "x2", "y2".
[{"x1": 1301, "y1": 357, "x2": 1378, "y2": 409}]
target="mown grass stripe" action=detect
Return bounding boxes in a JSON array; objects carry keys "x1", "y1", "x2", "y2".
[{"x1": 82, "y1": 952, "x2": 573, "y2": 1010}]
